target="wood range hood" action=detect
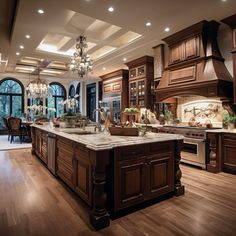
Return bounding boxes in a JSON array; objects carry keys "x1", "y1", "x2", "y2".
[{"x1": 156, "y1": 20, "x2": 233, "y2": 102}]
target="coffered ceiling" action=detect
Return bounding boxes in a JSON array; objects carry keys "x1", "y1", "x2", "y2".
[{"x1": 0, "y1": 0, "x2": 236, "y2": 79}]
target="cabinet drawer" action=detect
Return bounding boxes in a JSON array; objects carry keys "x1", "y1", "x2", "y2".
[
  {"x1": 149, "y1": 141, "x2": 173, "y2": 156},
  {"x1": 75, "y1": 144, "x2": 89, "y2": 159},
  {"x1": 223, "y1": 133, "x2": 236, "y2": 143},
  {"x1": 57, "y1": 137, "x2": 74, "y2": 150},
  {"x1": 116, "y1": 145, "x2": 146, "y2": 160}
]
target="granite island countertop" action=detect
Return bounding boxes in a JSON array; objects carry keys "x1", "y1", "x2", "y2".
[{"x1": 31, "y1": 124, "x2": 184, "y2": 151}]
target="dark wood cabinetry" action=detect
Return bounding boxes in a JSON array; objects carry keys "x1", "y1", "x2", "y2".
[
  {"x1": 156, "y1": 20, "x2": 233, "y2": 102},
  {"x1": 31, "y1": 126, "x2": 184, "y2": 230},
  {"x1": 74, "y1": 143, "x2": 92, "y2": 205},
  {"x1": 221, "y1": 14, "x2": 236, "y2": 104},
  {"x1": 222, "y1": 133, "x2": 236, "y2": 174},
  {"x1": 113, "y1": 141, "x2": 174, "y2": 211},
  {"x1": 125, "y1": 56, "x2": 154, "y2": 109},
  {"x1": 100, "y1": 70, "x2": 128, "y2": 107},
  {"x1": 206, "y1": 131, "x2": 236, "y2": 174}
]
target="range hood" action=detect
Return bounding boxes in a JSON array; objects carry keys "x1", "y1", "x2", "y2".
[{"x1": 156, "y1": 20, "x2": 233, "y2": 102}]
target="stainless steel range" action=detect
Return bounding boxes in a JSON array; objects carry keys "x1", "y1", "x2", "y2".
[{"x1": 157, "y1": 125, "x2": 220, "y2": 169}]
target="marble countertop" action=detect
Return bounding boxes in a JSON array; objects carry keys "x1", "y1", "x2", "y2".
[
  {"x1": 205, "y1": 128, "x2": 236, "y2": 134},
  {"x1": 32, "y1": 124, "x2": 184, "y2": 151}
]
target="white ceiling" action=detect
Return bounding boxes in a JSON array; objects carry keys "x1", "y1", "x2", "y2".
[{"x1": 0, "y1": 0, "x2": 236, "y2": 80}]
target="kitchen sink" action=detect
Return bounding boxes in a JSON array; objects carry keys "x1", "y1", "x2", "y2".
[{"x1": 61, "y1": 129, "x2": 96, "y2": 135}]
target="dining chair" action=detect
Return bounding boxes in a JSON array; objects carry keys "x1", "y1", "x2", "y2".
[
  {"x1": 2, "y1": 117, "x2": 11, "y2": 141},
  {"x1": 7, "y1": 117, "x2": 28, "y2": 143}
]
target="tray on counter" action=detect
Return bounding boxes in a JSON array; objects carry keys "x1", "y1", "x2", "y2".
[{"x1": 109, "y1": 126, "x2": 139, "y2": 136}]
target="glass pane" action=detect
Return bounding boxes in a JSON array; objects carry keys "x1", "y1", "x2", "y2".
[
  {"x1": 56, "y1": 97, "x2": 64, "y2": 117},
  {"x1": 50, "y1": 84, "x2": 65, "y2": 96},
  {"x1": 0, "y1": 79, "x2": 22, "y2": 94},
  {"x1": 12, "y1": 96, "x2": 22, "y2": 117},
  {"x1": 0, "y1": 95, "x2": 10, "y2": 128},
  {"x1": 76, "y1": 83, "x2": 80, "y2": 95},
  {"x1": 47, "y1": 97, "x2": 55, "y2": 109},
  {"x1": 69, "y1": 85, "x2": 76, "y2": 98}
]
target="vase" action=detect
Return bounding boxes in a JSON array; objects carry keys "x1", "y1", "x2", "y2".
[{"x1": 64, "y1": 116, "x2": 77, "y2": 128}]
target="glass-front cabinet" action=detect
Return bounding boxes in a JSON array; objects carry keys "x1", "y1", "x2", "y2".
[
  {"x1": 126, "y1": 56, "x2": 154, "y2": 109},
  {"x1": 129, "y1": 82, "x2": 137, "y2": 107}
]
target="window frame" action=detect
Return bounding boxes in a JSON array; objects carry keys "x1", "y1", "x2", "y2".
[
  {"x1": 0, "y1": 77, "x2": 24, "y2": 117},
  {"x1": 47, "y1": 82, "x2": 66, "y2": 117}
]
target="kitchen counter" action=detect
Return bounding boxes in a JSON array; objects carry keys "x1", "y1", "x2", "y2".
[
  {"x1": 31, "y1": 124, "x2": 185, "y2": 230},
  {"x1": 31, "y1": 124, "x2": 183, "y2": 151},
  {"x1": 206, "y1": 128, "x2": 236, "y2": 133}
]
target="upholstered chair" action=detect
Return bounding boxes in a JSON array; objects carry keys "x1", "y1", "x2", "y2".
[{"x1": 7, "y1": 117, "x2": 28, "y2": 143}]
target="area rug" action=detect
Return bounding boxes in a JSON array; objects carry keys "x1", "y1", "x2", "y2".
[{"x1": 0, "y1": 135, "x2": 32, "y2": 151}]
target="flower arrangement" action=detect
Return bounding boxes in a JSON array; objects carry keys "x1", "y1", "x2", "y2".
[
  {"x1": 27, "y1": 105, "x2": 56, "y2": 120},
  {"x1": 27, "y1": 104, "x2": 47, "y2": 117},
  {"x1": 60, "y1": 95, "x2": 80, "y2": 127},
  {"x1": 61, "y1": 95, "x2": 80, "y2": 116}
]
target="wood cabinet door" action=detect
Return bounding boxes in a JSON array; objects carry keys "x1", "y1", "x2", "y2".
[
  {"x1": 129, "y1": 81, "x2": 137, "y2": 107},
  {"x1": 170, "y1": 43, "x2": 183, "y2": 64},
  {"x1": 223, "y1": 134, "x2": 236, "y2": 174},
  {"x1": 41, "y1": 132, "x2": 48, "y2": 164},
  {"x1": 184, "y1": 36, "x2": 200, "y2": 60},
  {"x1": 74, "y1": 144, "x2": 92, "y2": 206},
  {"x1": 146, "y1": 154, "x2": 174, "y2": 198},
  {"x1": 56, "y1": 137, "x2": 74, "y2": 188},
  {"x1": 35, "y1": 130, "x2": 41, "y2": 157},
  {"x1": 115, "y1": 158, "x2": 146, "y2": 210}
]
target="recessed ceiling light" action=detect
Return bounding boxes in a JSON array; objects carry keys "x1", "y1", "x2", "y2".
[
  {"x1": 102, "y1": 67, "x2": 106, "y2": 70},
  {"x1": 19, "y1": 45, "x2": 24, "y2": 49},
  {"x1": 221, "y1": 0, "x2": 227, "y2": 2},
  {"x1": 123, "y1": 58, "x2": 127, "y2": 62},
  {"x1": 38, "y1": 9, "x2": 44, "y2": 14},
  {"x1": 108, "y1": 6, "x2": 114, "y2": 12},
  {"x1": 16, "y1": 52, "x2": 20, "y2": 56},
  {"x1": 164, "y1": 27, "x2": 170, "y2": 32},
  {"x1": 146, "y1": 22, "x2": 151, "y2": 27},
  {"x1": 25, "y1": 34, "x2": 30, "y2": 39}
]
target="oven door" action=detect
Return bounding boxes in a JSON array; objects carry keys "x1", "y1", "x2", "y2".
[{"x1": 181, "y1": 138, "x2": 206, "y2": 169}]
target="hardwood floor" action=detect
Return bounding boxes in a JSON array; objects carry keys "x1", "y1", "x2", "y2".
[{"x1": 0, "y1": 149, "x2": 236, "y2": 236}]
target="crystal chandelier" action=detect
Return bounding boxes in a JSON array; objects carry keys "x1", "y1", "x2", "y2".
[
  {"x1": 69, "y1": 36, "x2": 93, "y2": 77},
  {"x1": 26, "y1": 70, "x2": 51, "y2": 99}
]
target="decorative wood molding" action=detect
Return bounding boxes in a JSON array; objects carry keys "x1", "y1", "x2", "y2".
[
  {"x1": 89, "y1": 150, "x2": 110, "y2": 230},
  {"x1": 174, "y1": 139, "x2": 185, "y2": 196},
  {"x1": 206, "y1": 132, "x2": 221, "y2": 173}
]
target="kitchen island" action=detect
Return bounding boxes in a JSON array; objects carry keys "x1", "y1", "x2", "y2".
[{"x1": 31, "y1": 124, "x2": 184, "y2": 230}]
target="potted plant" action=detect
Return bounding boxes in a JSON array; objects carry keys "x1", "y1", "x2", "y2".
[
  {"x1": 164, "y1": 110, "x2": 173, "y2": 125},
  {"x1": 61, "y1": 97, "x2": 80, "y2": 128},
  {"x1": 223, "y1": 113, "x2": 236, "y2": 130}
]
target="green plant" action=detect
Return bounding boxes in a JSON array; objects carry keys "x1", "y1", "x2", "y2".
[
  {"x1": 223, "y1": 113, "x2": 236, "y2": 124},
  {"x1": 164, "y1": 110, "x2": 173, "y2": 121}
]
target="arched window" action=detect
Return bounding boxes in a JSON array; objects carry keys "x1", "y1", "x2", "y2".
[
  {"x1": 47, "y1": 82, "x2": 66, "y2": 117},
  {"x1": 0, "y1": 78, "x2": 24, "y2": 128},
  {"x1": 76, "y1": 83, "x2": 80, "y2": 112},
  {"x1": 68, "y1": 85, "x2": 76, "y2": 98}
]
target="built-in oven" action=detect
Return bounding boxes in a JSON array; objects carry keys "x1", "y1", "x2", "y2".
[{"x1": 181, "y1": 137, "x2": 206, "y2": 169}]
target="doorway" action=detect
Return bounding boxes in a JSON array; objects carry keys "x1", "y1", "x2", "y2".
[{"x1": 86, "y1": 83, "x2": 96, "y2": 121}]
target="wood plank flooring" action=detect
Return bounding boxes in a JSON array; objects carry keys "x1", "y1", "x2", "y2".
[{"x1": 0, "y1": 149, "x2": 236, "y2": 236}]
